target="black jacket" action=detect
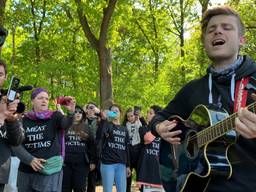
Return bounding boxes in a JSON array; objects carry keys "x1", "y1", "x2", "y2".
[
  {"x1": 0, "y1": 120, "x2": 24, "y2": 184},
  {"x1": 150, "y1": 55, "x2": 256, "y2": 192}
]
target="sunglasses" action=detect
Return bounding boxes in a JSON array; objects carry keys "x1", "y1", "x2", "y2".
[
  {"x1": 88, "y1": 106, "x2": 95, "y2": 110},
  {"x1": 75, "y1": 110, "x2": 83, "y2": 114}
]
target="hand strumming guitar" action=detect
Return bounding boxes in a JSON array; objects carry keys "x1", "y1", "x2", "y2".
[
  {"x1": 235, "y1": 93, "x2": 256, "y2": 139},
  {"x1": 155, "y1": 120, "x2": 182, "y2": 145}
]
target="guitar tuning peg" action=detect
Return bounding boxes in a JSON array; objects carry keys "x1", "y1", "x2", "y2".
[
  {"x1": 245, "y1": 83, "x2": 256, "y2": 92},
  {"x1": 245, "y1": 77, "x2": 256, "y2": 92},
  {"x1": 251, "y1": 93, "x2": 256, "y2": 101}
]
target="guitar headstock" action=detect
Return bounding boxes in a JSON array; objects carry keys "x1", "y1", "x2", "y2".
[
  {"x1": 246, "y1": 77, "x2": 256, "y2": 91},
  {"x1": 245, "y1": 77, "x2": 256, "y2": 101},
  {"x1": 251, "y1": 93, "x2": 256, "y2": 101}
]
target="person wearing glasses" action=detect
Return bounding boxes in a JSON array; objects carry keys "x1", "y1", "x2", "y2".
[
  {"x1": 62, "y1": 105, "x2": 97, "y2": 192},
  {"x1": 84, "y1": 102, "x2": 101, "y2": 192}
]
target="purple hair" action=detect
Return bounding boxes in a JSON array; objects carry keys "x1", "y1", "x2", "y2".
[{"x1": 31, "y1": 88, "x2": 48, "y2": 100}]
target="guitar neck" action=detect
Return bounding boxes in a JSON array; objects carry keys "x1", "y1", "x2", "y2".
[{"x1": 197, "y1": 102, "x2": 256, "y2": 147}]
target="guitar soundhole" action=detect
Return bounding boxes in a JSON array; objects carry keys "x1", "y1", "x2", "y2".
[{"x1": 186, "y1": 130, "x2": 199, "y2": 159}]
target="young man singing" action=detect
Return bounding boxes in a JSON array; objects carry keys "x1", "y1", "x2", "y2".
[{"x1": 150, "y1": 6, "x2": 256, "y2": 192}]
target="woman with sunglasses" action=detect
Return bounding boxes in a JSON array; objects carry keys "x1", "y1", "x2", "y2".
[
  {"x1": 62, "y1": 105, "x2": 96, "y2": 192},
  {"x1": 12, "y1": 88, "x2": 76, "y2": 192},
  {"x1": 84, "y1": 102, "x2": 101, "y2": 192}
]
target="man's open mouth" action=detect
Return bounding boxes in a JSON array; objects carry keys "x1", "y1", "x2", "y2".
[{"x1": 212, "y1": 39, "x2": 225, "y2": 46}]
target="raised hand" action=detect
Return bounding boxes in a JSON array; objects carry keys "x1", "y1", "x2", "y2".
[
  {"x1": 63, "y1": 96, "x2": 76, "y2": 113},
  {"x1": 0, "y1": 96, "x2": 20, "y2": 122}
]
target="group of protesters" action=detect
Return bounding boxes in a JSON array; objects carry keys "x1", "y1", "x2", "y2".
[
  {"x1": 0, "y1": 25, "x2": 164, "y2": 192},
  {"x1": 58, "y1": 101, "x2": 164, "y2": 192},
  {"x1": 0, "y1": 79, "x2": 163, "y2": 192},
  {"x1": 16, "y1": 96, "x2": 164, "y2": 192},
  {"x1": 3, "y1": 5, "x2": 256, "y2": 192}
]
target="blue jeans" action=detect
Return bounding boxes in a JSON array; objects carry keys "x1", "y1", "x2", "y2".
[{"x1": 100, "y1": 163, "x2": 126, "y2": 192}]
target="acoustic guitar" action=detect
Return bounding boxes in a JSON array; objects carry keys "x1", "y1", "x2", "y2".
[{"x1": 168, "y1": 103, "x2": 255, "y2": 192}]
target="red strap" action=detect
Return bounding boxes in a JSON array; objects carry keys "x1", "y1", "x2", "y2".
[{"x1": 234, "y1": 77, "x2": 249, "y2": 112}]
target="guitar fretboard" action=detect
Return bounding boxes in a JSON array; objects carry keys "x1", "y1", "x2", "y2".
[{"x1": 196, "y1": 102, "x2": 256, "y2": 147}]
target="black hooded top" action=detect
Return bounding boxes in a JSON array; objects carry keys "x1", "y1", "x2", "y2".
[
  {"x1": 0, "y1": 121, "x2": 24, "y2": 184},
  {"x1": 150, "y1": 55, "x2": 256, "y2": 192}
]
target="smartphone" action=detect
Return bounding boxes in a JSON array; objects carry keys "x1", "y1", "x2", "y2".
[
  {"x1": 134, "y1": 106, "x2": 141, "y2": 115},
  {"x1": 7, "y1": 76, "x2": 20, "y2": 103},
  {"x1": 107, "y1": 111, "x2": 117, "y2": 119},
  {"x1": 56, "y1": 96, "x2": 70, "y2": 105}
]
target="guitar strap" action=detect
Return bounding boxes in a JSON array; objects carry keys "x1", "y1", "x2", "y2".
[{"x1": 234, "y1": 77, "x2": 249, "y2": 112}]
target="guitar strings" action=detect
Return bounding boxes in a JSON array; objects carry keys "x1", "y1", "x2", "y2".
[
  {"x1": 186, "y1": 114, "x2": 236, "y2": 146},
  {"x1": 180, "y1": 103, "x2": 256, "y2": 146},
  {"x1": 187, "y1": 104, "x2": 255, "y2": 145}
]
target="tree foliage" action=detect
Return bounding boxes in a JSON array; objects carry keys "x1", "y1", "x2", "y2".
[{"x1": 1, "y1": 0, "x2": 255, "y2": 114}]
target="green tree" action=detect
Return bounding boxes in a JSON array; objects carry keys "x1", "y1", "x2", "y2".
[
  {"x1": 0, "y1": 0, "x2": 7, "y2": 56},
  {"x1": 74, "y1": 0, "x2": 118, "y2": 109}
]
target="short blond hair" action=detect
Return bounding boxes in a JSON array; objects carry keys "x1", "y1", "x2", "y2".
[{"x1": 201, "y1": 6, "x2": 245, "y2": 40}]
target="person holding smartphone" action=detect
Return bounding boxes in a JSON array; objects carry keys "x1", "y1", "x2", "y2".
[
  {"x1": 84, "y1": 102, "x2": 101, "y2": 192},
  {"x1": 97, "y1": 104, "x2": 131, "y2": 192},
  {"x1": 137, "y1": 105, "x2": 163, "y2": 192},
  {"x1": 12, "y1": 88, "x2": 76, "y2": 192},
  {"x1": 0, "y1": 58, "x2": 24, "y2": 192}
]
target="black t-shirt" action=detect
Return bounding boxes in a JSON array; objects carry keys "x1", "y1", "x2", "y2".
[
  {"x1": 137, "y1": 126, "x2": 162, "y2": 186},
  {"x1": 64, "y1": 124, "x2": 95, "y2": 164},
  {"x1": 0, "y1": 121, "x2": 23, "y2": 184},
  {"x1": 19, "y1": 111, "x2": 73, "y2": 173},
  {"x1": 65, "y1": 129, "x2": 87, "y2": 163},
  {"x1": 100, "y1": 121, "x2": 130, "y2": 166},
  {"x1": 22, "y1": 113, "x2": 62, "y2": 159}
]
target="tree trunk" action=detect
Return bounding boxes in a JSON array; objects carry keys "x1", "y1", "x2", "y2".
[
  {"x1": 30, "y1": 0, "x2": 46, "y2": 86},
  {"x1": 0, "y1": 0, "x2": 7, "y2": 56},
  {"x1": 198, "y1": 0, "x2": 210, "y2": 76},
  {"x1": 10, "y1": 26, "x2": 16, "y2": 74},
  {"x1": 74, "y1": 0, "x2": 117, "y2": 109},
  {"x1": 199, "y1": 0, "x2": 209, "y2": 15},
  {"x1": 179, "y1": 0, "x2": 186, "y2": 85},
  {"x1": 98, "y1": 47, "x2": 113, "y2": 108},
  {"x1": 0, "y1": 0, "x2": 7, "y2": 27}
]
